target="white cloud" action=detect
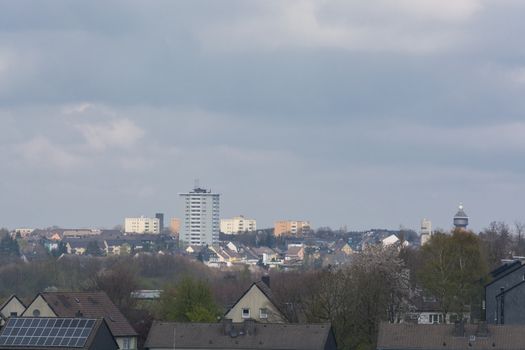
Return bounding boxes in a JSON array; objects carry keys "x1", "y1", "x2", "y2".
[
  {"x1": 392, "y1": 0, "x2": 482, "y2": 21},
  {"x1": 197, "y1": 0, "x2": 484, "y2": 53},
  {"x1": 62, "y1": 102, "x2": 94, "y2": 114},
  {"x1": 506, "y1": 67, "x2": 525, "y2": 85},
  {"x1": 16, "y1": 137, "x2": 84, "y2": 170},
  {"x1": 75, "y1": 118, "x2": 145, "y2": 151}
]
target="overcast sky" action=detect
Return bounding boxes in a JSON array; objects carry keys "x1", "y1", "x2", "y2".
[{"x1": 1, "y1": 0, "x2": 525, "y2": 232}]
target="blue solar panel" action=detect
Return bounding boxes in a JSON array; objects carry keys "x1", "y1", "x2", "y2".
[{"x1": 0, "y1": 317, "x2": 97, "y2": 348}]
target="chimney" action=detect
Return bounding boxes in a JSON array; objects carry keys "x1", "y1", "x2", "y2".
[
  {"x1": 244, "y1": 319, "x2": 256, "y2": 335},
  {"x1": 261, "y1": 275, "x2": 270, "y2": 288},
  {"x1": 453, "y1": 319, "x2": 465, "y2": 337},
  {"x1": 222, "y1": 318, "x2": 233, "y2": 335}
]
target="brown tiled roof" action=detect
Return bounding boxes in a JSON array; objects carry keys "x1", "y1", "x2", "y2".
[
  {"x1": 40, "y1": 292, "x2": 137, "y2": 337},
  {"x1": 144, "y1": 321, "x2": 334, "y2": 349},
  {"x1": 286, "y1": 246, "x2": 303, "y2": 256},
  {"x1": 377, "y1": 322, "x2": 525, "y2": 350}
]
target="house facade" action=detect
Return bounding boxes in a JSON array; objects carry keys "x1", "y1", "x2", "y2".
[
  {"x1": 0, "y1": 296, "x2": 26, "y2": 326},
  {"x1": 485, "y1": 260, "x2": 525, "y2": 324},
  {"x1": 225, "y1": 278, "x2": 286, "y2": 323}
]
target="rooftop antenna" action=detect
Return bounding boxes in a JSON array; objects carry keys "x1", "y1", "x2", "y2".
[{"x1": 194, "y1": 178, "x2": 200, "y2": 190}]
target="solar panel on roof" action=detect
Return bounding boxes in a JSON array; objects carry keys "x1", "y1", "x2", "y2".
[{"x1": 0, "y1": 317, "x2": 96, "y2": 348}]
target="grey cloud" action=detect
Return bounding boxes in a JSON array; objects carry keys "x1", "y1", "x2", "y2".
[{"x1": 1, "y1": 1, "x2": 525, "y2": 231}]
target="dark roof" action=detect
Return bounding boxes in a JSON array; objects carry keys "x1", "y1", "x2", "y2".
[
  {"x1": 64, "y1": 240, "x2": 93, "y2": 249},
  {"x1": 39, "y1": 292, "x2": 137, "y2": 337},
  {"x1": 0, "y1": 317, "x2": 116, "y2": 350},
  {"x1": 490, "y1": 260, "x2": 521, "y2": 278},
  {"x1": 144, "y1": 321, "x2": 334, "y2": 349},
  {"x1": 409, "y1": 295, "x2": 442, "y2": 313},
  {"x1": 486, "y1": 262, "x2": 525, "y2": 287},
  {"x1": 377, "y1": 322, "x2": 525, "y2": 350},
  {"x1": 454, "y1": 206, "x2": 468, "y2": 218},
  {"x1": 286, "y1": 246, "x2": 304, "y2": 256}
]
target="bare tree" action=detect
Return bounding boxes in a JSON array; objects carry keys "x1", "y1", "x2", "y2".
[
  {"x1": 479, "y1": 222, "x2": 513, "y2": 268},
  {"x1": 296, "y1": 245, "x2": 409, "y2": 350},
  {"x1": 514, "y1": 221, "x2": 525, "y2": 256}
]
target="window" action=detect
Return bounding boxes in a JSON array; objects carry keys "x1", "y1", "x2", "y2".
[
  {"x1": 10, "y1": 312, "x2": 17, "y2": 317},
  {"x1": 122, "y1": 337, "x2": 131, "y2": 349},
  {"x1": 242, "y1": 308, "x2": 250, "y2": 319},
  {"x1": 429, "y1": 314, "x2": 443, "y2": 324},
  {"x1": 259, "y1": 308, "x2": 268, "y2": 319},
  {"x1": 33, "y1": 309, "x2": 41, "y2": 317}
]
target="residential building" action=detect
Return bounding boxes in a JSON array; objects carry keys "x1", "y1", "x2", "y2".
[
  {"x1": 170, "y1": 218, "x2": 181, "y2": 234},
  {"x1": 420, "y1": 218, "x2": 432, "y2": 245},
  {"x1": 453, "y1": 203, "x2": 469, "y2": 230},
  {"x1": 249, "y1": 246, "x2": 281, "y2": 266},
  {"x1": 274, "y1": 220, "x2": 310, "y2": 237},
  {"x1": 13, "y1": 228, "x2": 34, "y2": 238},
  {"x1": 332, "y1": 240, "x2": 354, "y2": 255},
  {"x1": 103, "y1": 239, "x2": 131, "y2": 256},
  {"x1": 377, "y1": 322, "x2": 525, "y2": 350},
  {"x1": 485, "y1": 260, "x2": 525, "y2": 324},
  {"x1": 224, "y1": 277, "x2": 286, "y2": 323},
  {"x1": 64, "y1": 239, "x2": 92, "y2": 255},
  {"x1": 124, "y1": 216, "x2": 160, "y2": 234},
  {"x1": 285, "y1": 244, "x2": 305, "y2": 262},
  {"x1": 221, "y1": 215, "x2": 257, "y2": 235},
  {"x1": 408, "y1": 295, "x2": 469, "y2": 325},
  {"x1": 144, "y1": 320, "x2": 336, "y2": 350},
  {"x1": 156, "y1": 213, "x2": 164, "y2": 232},
  {"x1": 220, "y1": 215, "x2": 257, "y2": 234},
  {"x1": 63, "y1": 229, "x2": 101, "y2": 238},
  {"x1": 179, "y1": 186, "x2": 220, "y2": 246},
  {"x1": 130, "y1": 290, "x2": 162, "y2": 301},
  {"x1": 0, "y1": 295, "x2": 26, "y2": 326},
  {"x1": 22, "y1": 291, "x2": 138, "y2": 350},
  {"x1": 0, "y1": 317, "x2": 119, "y2": 350}
]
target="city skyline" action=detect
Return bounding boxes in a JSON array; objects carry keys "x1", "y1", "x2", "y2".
[
  {"x1": 1, "y1": 1, "x2": 525, "y2": 232},
  {"x1": 0, "y1": 198, "x2": 480, "y2": 234}
]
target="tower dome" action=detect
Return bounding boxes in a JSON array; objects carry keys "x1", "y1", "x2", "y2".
[{"x1": 453, "y1": 203, "x2": 469, "y2": 229}]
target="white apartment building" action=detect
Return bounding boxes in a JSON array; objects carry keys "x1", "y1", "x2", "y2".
[
  {"x1": 124, "y1": 216, "x2": 160, "y2": 234},
  {"x1": 13, "y1": 228, "x2": 34, "y2": 238},
  {"x1": 180, "y1": 187, "x2": 220, "y2": 246},
  {"x1": 220, "y1": 215, "x2": 257, "y2": 234},
  {"x1": 420, "y1": 218, "x2": 432, "y2": 245}
]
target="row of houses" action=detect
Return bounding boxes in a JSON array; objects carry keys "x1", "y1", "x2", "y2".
[
  {"x1": 185, "y1": 241, "x2": 344, "y2": 269},
  {"x1": 23, "y1": 230, "x2": 177, "y2": 258},
  {"x1": 11, "y1": 226, "x2": 418, "y2": 274},
  {"x1": 0, "y1": 291, "x2": 138, "y2": 349},
  {"x1": 0, "y1": 276, "x2": 336, "y2": 350}
]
